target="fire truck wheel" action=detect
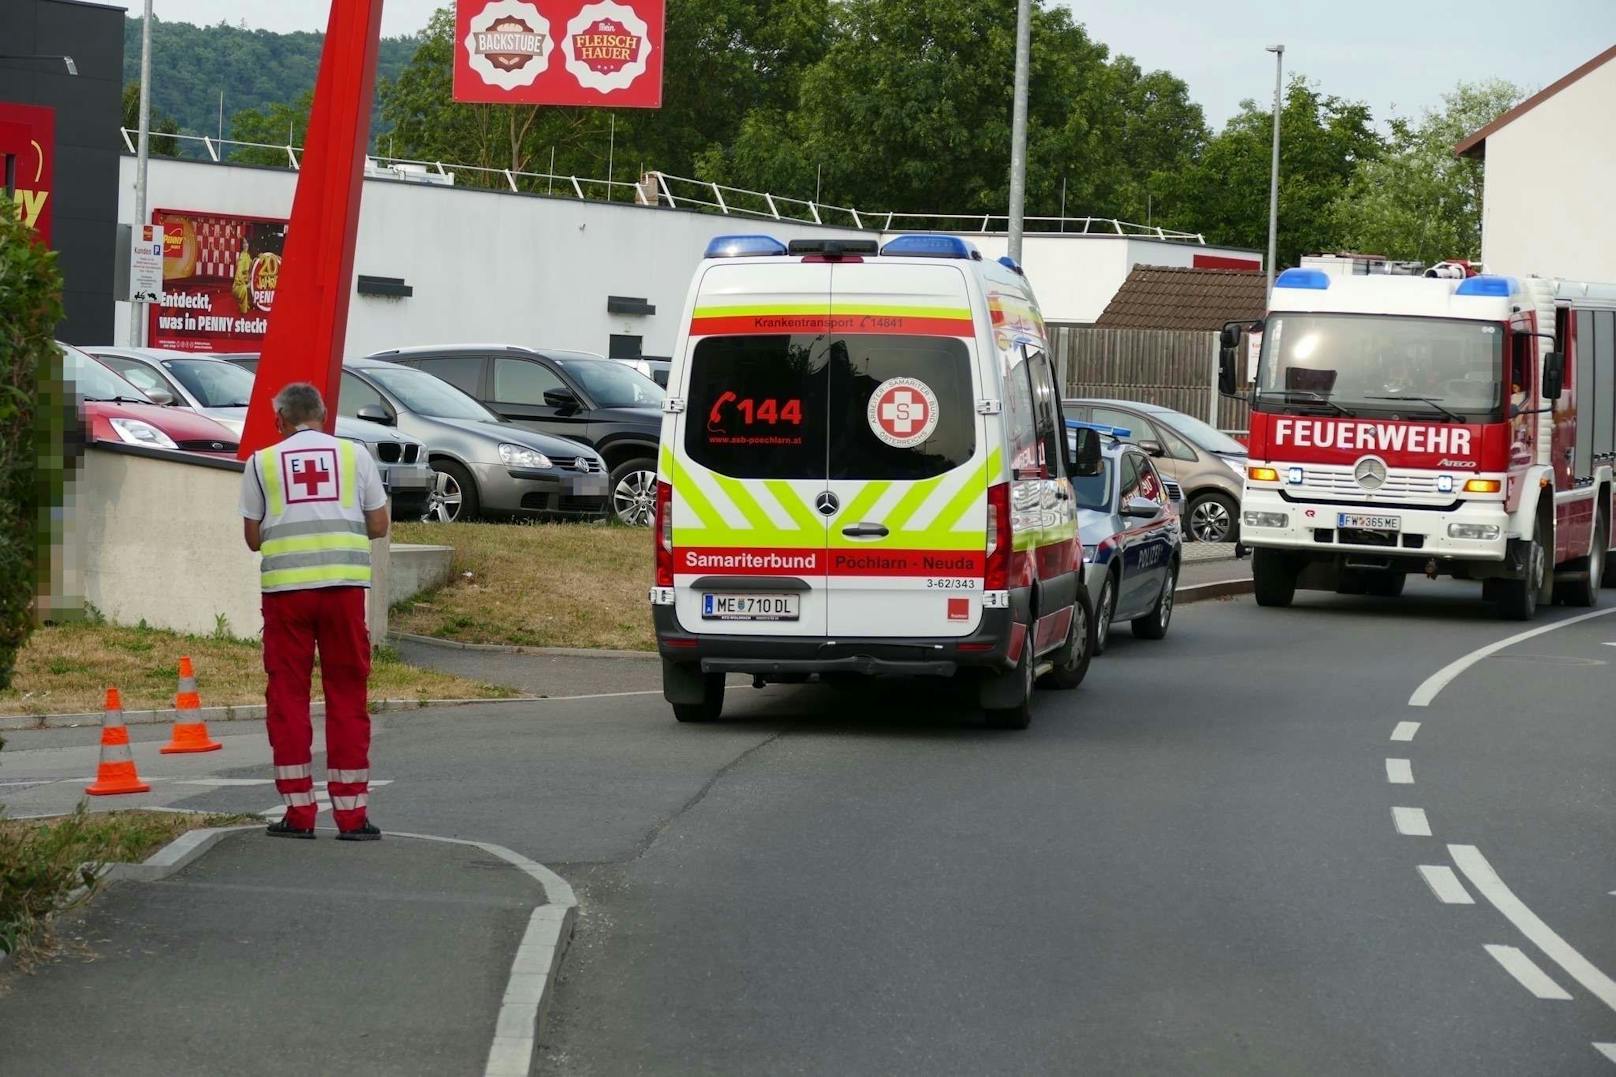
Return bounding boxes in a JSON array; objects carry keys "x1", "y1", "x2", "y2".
[
  {"x1": 1252, "y1": 549, "x2": 1297, "y2": 608},
  {"x1": 1498, "y1": 519, "x2": 1547, "y2": 620},
  {"x1": 1561, "y1": 512, "x2": 1605, "y2": 607}
]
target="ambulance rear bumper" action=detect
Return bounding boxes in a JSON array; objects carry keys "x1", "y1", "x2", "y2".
[{"x1": 652, "y1": 604, "x2": 1020, "y2": 676}]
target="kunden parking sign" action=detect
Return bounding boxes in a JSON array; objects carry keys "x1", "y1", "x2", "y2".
[{"x1": 453, "y1": 0, "x2": 665, "y2": 108}]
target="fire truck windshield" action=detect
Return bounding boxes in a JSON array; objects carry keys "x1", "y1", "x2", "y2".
[{"x1": 1256, "y1": 314, "x2": 1504, "y2": 422}]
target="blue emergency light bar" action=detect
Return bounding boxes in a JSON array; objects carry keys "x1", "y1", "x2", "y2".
[
  {"x1": 1065, "y1": 418, "x2": 1132, "y2": 439},
  {"x1": 1274, "y1": 267, "x2": 1331, "y2": 290},
  {"x1": 704, "y1": 234, "x2": 789, "y2": 259},
  {"x1": 1455, "y1": 274, "x2": 1520, "y2": 297},
  {"x1": 879, "y1": 235, "x2": 984, "y2": 260}
]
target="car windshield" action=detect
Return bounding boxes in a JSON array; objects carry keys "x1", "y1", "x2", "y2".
[
  {"x1": 1151, "y1": 409, "x2": 1247, "y2": 455},
  {"x1": 1257, "y1": 313, "x2": 1504, "y2": 420},
  {"x1": 557, "y1": 359, "x2": 664, "y2": 408},
  {"x1": 363, "y1": 365, "x2": 501, "y2": 421},
  {"x1": 165, "y1": 359, "x2": 255, "y2": 408},
  {"x1": 63, "y1": 345, "x2": 151, "y2": 403},
  {"x1": 1072, "y1": 459, "x2": 1111, "y2": 511}
]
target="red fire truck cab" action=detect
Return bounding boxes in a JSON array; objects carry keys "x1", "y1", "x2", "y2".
[{"x1": 1220, "y1": 268, "x2": 1616, "y2": 619}]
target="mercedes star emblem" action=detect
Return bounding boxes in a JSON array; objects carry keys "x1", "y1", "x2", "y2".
[
  {"x1": 815, "y1": 491, "x2": 840, "y2": 516},
  {"x1": 1354, "y1": 456, "x2": 1388, "y2": 491}
]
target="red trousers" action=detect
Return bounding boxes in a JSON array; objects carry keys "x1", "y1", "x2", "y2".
[{"x1": 263, "y1": 586, "x2": 372, "y2": 831}]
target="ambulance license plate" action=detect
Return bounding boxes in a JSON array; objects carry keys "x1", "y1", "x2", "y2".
[
  {"x1": 702, "y1": 593, "x2": 800, "y2": 621},
  {"x1": 1338, "y1": 512, "x2": 1400, "y2": 532}
]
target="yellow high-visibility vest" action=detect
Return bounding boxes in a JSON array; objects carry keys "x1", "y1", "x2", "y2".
[{"x1": 254, "y1": 438, "x2": 371, "y2": 592}]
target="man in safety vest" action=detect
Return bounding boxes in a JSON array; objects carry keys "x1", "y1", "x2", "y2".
[{"x1": 240, "y1": 382, "x2": 390, "y2": 840}]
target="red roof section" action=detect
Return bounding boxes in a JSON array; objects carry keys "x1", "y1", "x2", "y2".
[
  {"x1": 1094, "y1": 265, "x2": 1267, "y2": 331},
  {"x1": 1455, "y1": 44, "x2": 1616, "y2": 159}
]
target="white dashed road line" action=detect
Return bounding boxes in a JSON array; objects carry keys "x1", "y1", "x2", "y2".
[
  {"x1": 1392, "y1": 807, "x2": 1432, "y2": 836},
  {"x1": 1417, "y1": 865, "x2": 1474, "y2": 905},
  {"x1": 1450, "y1": 844, "x2": 1616, "y2": 1015},
  {"x1": 1386, "y1": 758, "x2": 1414, "y2": 784},
  {"x1": 1390, "y1": 721, "x2": 1420, "y2": 742},
  {"x1": 1408, "y1": 608, "x2": 1616, "y2": 707},
  {"x1": 1593, "y1": 1043, "x2": 1616, "y2": 1063},
  {"x1": 1484, "y1": 944, "x2": 1573, "y2": 1000}
]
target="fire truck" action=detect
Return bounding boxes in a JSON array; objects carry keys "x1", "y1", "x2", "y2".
[{"x1": 1219, "y1": 266, "x2": 1616, "y2": 619}]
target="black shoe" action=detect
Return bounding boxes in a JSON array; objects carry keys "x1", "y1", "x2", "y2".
[
  {"x1": 266, "y1": 819, "x2": 316, "y2": 839},
  {"x1": 337, "y1": 820, "x2": 382, "y2": 842}
]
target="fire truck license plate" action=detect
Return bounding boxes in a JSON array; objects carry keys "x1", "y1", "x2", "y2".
[
  {"x1": 1338, "y1": 513, "x2": 1400, "y2": 532},
  {"x1": 702, "y1": 593, "x2": 800, "y2": 621}
]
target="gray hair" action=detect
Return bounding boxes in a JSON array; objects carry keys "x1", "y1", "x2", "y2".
[{"x1": 273, "y1": 382, "x2": 326, "y2": 427}]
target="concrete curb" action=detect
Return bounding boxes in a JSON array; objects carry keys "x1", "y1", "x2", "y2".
[
  {"x1": 390, "y1": 631, "x2": 657, "y2": 661},
  {"x1": 101, "y1": 824, "x2": 263, "y2": 884},
  {"x1": 0, "y1": 695, "x2": 540, "y2": 732},
  {"x1": 1175, "y1": 577, "x2": 1255, "y2": 604}
]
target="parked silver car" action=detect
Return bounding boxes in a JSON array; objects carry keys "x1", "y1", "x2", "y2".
[
  {"x1": 1064, "y1": 398, "x2": 1247, "y2": 542},
  {"x1": 342, "y1": 357, "x2": 609, "y2": 522},
  {"x1": 90, "y1": 347, "x2": 436, "y2": 519}
]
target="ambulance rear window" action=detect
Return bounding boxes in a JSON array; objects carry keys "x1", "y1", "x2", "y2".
[
  {"x1": 828, "y1": 335, "x2": 975, "y2": 480},
  {"x1": 684, "y1": 335, "x2": 827, "y2": 479}
]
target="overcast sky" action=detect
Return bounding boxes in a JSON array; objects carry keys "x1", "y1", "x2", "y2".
[{"x1": 131, "y1": 0, "x2": 1613, "y2": 127}]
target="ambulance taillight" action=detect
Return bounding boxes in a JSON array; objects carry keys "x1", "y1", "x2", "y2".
[
  {"x1": 654, "y1": 480, "x2": 674, "y2": 587},
  {"x1": 985, "y1": 482, "x2": 1011, "y2": 590}
]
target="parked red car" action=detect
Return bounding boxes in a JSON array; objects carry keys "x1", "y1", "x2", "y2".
[{"x1": 62, "y1": 342, "x2": 238, "y2": 458}]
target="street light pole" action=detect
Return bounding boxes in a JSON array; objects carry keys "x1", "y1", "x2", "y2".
[
  {"x1": 131, "y1": 0, "x2": 153, "y2": 347},
  {"x1": 1264, "y1": 44, "x2": 1284, "y2": 297},
  {"x1": 1007, "y1": 0, "x2": 1031, "y2": 263}
]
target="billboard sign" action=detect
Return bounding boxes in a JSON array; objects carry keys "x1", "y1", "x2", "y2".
[
  {"x1": 0, "y1": 102, "x2": 56, "y2": 246},
  {"x1": 147, "y1": 208, "x2": 287, "y2": 353},
  {"x1": 453, "y1": 0, "x2": 665, "y2": 108}
]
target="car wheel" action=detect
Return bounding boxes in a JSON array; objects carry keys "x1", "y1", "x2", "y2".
[
  {"x1": 610, "y1": 457, "x2": 659, "y2": 527},
  {"x1": 1092, "y1": 572, "x2": 1116, "y2": 655},
  {"x1": 1187, "y1": 491, "x2": 1238, "y2": 543},
  {"x1": 1132, "y1": 563, "x2": 1176, "y2": 639},
  {"x1": 426, "y1": 460, "x2": 478, "y2": 523},
  {"x1": 984, "y1": 641, "x2": 1034, "y2": 729},
  {"x1": 672, "y1": 672, "x2": 725, "y2": 723}
]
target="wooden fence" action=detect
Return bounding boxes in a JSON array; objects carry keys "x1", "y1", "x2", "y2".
[{"x1": 1051, "y1": 326, "x2": 1250, "y2": 432}]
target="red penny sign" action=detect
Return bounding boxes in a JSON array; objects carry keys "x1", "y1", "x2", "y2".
[{"x1": 867, "y1": 377, "x2": 940, "y2": 449}]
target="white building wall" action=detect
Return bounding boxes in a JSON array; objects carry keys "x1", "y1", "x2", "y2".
[
  {"x1": 115, "y1": 157, "x2": 1258, "y2": 355},
  {"x1": 1479, "y1": 56, "x2": 1616, "y2": 282}
]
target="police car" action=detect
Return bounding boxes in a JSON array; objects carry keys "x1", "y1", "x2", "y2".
[
  {"x1": 649, "y1": 233, "x2": 1103, "y2": 729},
  {"x1": 1067, "y1": 421, "x2": 1184, "y2": 653}
]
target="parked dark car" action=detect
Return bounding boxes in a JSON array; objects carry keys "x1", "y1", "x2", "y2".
[{"x1": 373, "y1": 345, "x2": 664, "y2": 526}]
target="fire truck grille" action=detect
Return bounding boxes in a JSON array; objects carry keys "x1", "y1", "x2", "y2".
[{"x1": 1296, "y1": 465, "x2": 1440, "y2": 500}]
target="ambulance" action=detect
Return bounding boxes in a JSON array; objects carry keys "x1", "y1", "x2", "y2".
[{"x1": 649, "y1": 233, "x2": 1103, "y2": 728}]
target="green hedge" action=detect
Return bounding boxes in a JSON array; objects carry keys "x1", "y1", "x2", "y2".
[{"x1": 0, "y1": 195, "x2": 65, "y2": 690}]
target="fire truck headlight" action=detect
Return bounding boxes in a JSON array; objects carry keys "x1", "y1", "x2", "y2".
[
  {"x1": 1463, "y1": 478, "x2": 1501, "y2": 494},
  {"x1": 1248, "y1": 466, "x2": 1279, "y2": 482},
  {"x1": 1286, "y1": 467, "x2": 1304, "y2": 485},
  {"x1": 1447, "y1": 523, "x2": 1501, "y2": 541},
  {"x1": 1436, "y1": 475, "x2": 1454, "y2": 494},
  {"x1": 1243, "y1": 511, "x2": 1288, "y2": 529}
]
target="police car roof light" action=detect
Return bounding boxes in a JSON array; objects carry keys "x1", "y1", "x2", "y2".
[
  {"x1": 1454, "y1": 274, "x2": 1519, "y2": 298},
  {"x1": 997, "y1": 255, "x2": 1025, "y2": 275},
  {"x1": 1064, "y1": 418, "x2": 1132, "y2": 440},
  {"x1": 1274, "y1": 268, "x2": 1331, "y2": 290},
  {"x1": 880, "y1": 234, "x2": 983, "y2": 260},
  {"x1": 704, "y1": 234, "x2": 789, "y2": 259}
]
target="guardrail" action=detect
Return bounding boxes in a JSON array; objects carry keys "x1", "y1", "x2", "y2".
[{"x1": 118, "y1": 127, "x2": 1205, "y2": 242}]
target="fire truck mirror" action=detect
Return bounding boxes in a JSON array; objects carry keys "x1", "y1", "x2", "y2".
[
  {"x1": 1219, "y1": 321, "x2": 1244, "y2": 350},
  {"x1": 1542, "y1": 351, "x2": 1565, "y2": 401},
  {"x1": 1217, "y1": 346, "x2": 1239, "y2": 397}
]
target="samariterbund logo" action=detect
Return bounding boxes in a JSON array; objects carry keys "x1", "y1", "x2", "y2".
[
  {"x1": 464, "y1": 0, "x2": 553, "y2": 88},
  {"x1": 565, "y1": 1, "x2": 652, "y2": 92}
]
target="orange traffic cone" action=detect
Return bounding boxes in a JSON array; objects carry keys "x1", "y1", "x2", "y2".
[
  {"x1": 160, "y1": 656, "x2": 222, "y2": 754},
  {"x1": 86, "y1": 687, "x2": 152, "y2": 796}
]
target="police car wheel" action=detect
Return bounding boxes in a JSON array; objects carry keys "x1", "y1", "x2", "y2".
[
  {"x1": 1039, "y1": 588, "x2": 1095, "y2": 691},
  {"x1": 1092, "y1": 573, "x2": 1116, "y2": 655},
  {"x1": 1132, "y1": 564, "x2": 1176, "y2": 640}
]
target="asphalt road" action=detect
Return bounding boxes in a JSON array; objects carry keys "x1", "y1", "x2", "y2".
[{"x1": 3, "y1": 576, "x2": 1611, "y2": 1074}]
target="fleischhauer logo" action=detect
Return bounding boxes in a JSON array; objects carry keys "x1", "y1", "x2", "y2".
[
  {"x1": 563, "y1": 1, "x2": 653, "y2": 93},
  {"x1": 464, "y1": 0, "x2": 554, "y2": 90}
]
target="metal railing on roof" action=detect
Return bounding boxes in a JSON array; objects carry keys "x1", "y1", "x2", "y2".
[{"x1": 118, "y1": 127, "x2": 1205, "y2": 244}]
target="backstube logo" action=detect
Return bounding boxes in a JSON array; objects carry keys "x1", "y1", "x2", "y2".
[{"x1": 463, "y1": 0, "x2": 554, "y2": 89}]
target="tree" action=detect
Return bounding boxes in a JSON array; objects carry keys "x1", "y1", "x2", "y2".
[
  {"x1": 1154, "y1": 78, "x2": 1382, "y2": 267},
  {"x1": 229, "y1": 91, "x2": 313, "y2": 167},
  {"x1": 0, "y1": 197, "x2": 66, "y2": 690},
  {"x1": 1327, "y1": 80, "x2": 1524, "y2": 263},
  {"x1": 120, "y1": 82, "x2": 182, "y2": 158}
]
